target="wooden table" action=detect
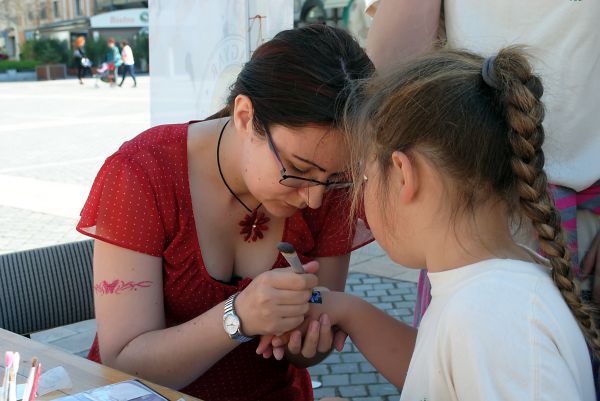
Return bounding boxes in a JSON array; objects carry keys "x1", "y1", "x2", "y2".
[{"x1": 0, "y1": 328, "x2": 202, "y2": 401}]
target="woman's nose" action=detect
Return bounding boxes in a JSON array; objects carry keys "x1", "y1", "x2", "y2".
[{"x1": 300, "y1": 185, "x2": 326, "y2": 209}]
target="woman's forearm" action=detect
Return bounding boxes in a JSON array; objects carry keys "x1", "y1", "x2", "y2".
[{"x1": 105, "y1": 300, "x2": 238, "y2": 390}]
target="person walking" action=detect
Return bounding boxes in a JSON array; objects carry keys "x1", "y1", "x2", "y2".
[
  {"x1": 118, "y1": 40, "x2": 137, "y2": 88},
  {"x1": 105, "y1": 38, "x2": 122, "y2": 86},
  {"x1": 73, "y1": 36, "x2": 92, "y2": 85}
]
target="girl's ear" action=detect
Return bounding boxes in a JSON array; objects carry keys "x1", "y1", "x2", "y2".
[
  {"x1": 232, "y1": 95, "x2": 255, "y2": 137},
  {"x1": 391, "y1": 151, "x2": 417, "y2": 203}
]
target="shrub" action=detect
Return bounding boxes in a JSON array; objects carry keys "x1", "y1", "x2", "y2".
[
  {"x1": 0, "y1": 60, "x2": 41, "y2": 72},
  {"x1": 20, "y1": 38, "x2": 69, "y2": 64},
  {"x1": 81, "y1": 35, "x2": 109, "y2": 68},
  {"x1": 134, "y1": 32, "x2": 149, "y2": 70}
]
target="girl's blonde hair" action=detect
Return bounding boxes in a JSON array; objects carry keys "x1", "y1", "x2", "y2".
[{"x1": 345, "y1": 46, "x2": 600, "y2": 358}]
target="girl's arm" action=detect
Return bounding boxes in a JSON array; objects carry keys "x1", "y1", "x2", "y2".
[
  {"x1": 278, "y1": 254, "x2": 351, "y2": 367},
  {"x1": 94, "y1": 240, "x2": 317, "y2": 390},
  {"x1": 320, "y1": 291, "x2": 417, "y2": 389},
  {"x1": 366, "y1": 0, "x2": 442, "y2": 70}
]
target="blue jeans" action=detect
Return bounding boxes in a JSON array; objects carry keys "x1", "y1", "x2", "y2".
[{"x1": 119, "y1": 64, "x2": 136, "y2": 86}]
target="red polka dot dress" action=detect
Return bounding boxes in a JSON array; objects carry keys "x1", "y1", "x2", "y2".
[{"x1": 77, "y1": 122, "x2": 372, "y2": 401}]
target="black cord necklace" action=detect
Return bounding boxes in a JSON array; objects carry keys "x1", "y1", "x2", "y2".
[{"x1": 217, "y1": 119, "x2": 270, "y2": 242}]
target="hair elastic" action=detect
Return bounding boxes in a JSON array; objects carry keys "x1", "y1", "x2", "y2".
[{"x1": 481, "y1": 56, "x2": 499, "y2": 89}]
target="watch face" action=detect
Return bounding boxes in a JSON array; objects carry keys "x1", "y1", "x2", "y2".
[{"x1": 224, "y1": 314, "x2": 240, "y2": 335}]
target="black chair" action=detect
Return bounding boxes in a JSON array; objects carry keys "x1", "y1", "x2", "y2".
[{"x1": 0, "y1": 240, "x2": 95, "y2": 336}]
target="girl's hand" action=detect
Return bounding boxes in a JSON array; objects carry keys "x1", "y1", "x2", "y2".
[
  {"x1": 235, "y1": 261, "x2": 319, "y2": 337},
  {"x1": 256, "y1": 314, "x2": 349, "y2": 360}
]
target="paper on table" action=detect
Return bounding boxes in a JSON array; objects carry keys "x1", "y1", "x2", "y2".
[
  {"x1": 52, "y1": 380, "x2": 168, "y2": 401},
  {"x1": 37, "y1": 366, "x2": 72, "y2": 396}
]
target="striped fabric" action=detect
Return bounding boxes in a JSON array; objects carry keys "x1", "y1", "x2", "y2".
[
  {"x1": 551, "y1": 181, "x2": 600, "y2": 275},
  {"x1": 412, "y1": 181, "x2": 600, "y2": 327},
  {"x1": 0, "y1": 240, "x2": 95, "y2": 336}
]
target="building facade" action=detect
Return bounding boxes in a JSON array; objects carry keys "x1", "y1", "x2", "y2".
[{"x1": 0, "y1": 0, "x2": 147, "y2": 59}]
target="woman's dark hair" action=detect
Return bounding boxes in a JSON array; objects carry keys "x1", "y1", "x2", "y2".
[
  {"x1": 346, "y1": 46, "x2": 600, "y2": 358},
  {"x1": 209, "y1": 24, "x2": 373, "y2": 133}
]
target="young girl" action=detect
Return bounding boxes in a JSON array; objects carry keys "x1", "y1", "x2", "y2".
[
  {"x1": 301, "y1": 47, "x2": 598, "y2": 399},
  {"x1": 76, "y1": 25, "x2": 373, "y2": 401}
]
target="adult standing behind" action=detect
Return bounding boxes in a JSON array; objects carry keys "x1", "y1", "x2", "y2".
[
  {"x1": 365, "y1": 0, "x2": 600, "y2": 324},
  {"x1": 118, "y1": 40, "x2": 136, "y2": 88},
  {"x1": 73, "y1": 36, "x2": 92, "y2": 85},
  {"x1": 76, "y1": 25, "x2": 373, "y2": 401}
]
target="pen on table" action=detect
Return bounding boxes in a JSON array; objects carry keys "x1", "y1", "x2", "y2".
[
  {"x1": 7, "y1": 352, "x2": 19, "y2": 401},
  {"x1": 21, "y1": 358, "x2": 38, "y2": 401},
  {"x1": 1, "y1": 352, "x2": 13, "y2": 401},
  {"x1": 28, "y1": 361, "x2": 41, "y2": 401}
]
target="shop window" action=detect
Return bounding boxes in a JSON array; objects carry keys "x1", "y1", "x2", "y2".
[{"x1": 53, "y1": 1, "x2": 60, "y2": 18}]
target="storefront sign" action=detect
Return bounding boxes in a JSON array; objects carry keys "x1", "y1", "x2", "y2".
[{"x1": 90, "y1": 8, "x2": 149, "y2": 28}]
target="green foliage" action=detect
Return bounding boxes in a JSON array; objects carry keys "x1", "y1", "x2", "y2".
[
  {"x1": 82, "y1": 35, "x2": 109, "y2": 67},
  {"x1": 0, "y1": 60, "x2": 41, "y2": 72},
  {"x1": 133, "y1": 32, "x2": 149, "y2": 70},
  {"x1": 20, "y1": 38, "x2": 69, "y2": 64}
]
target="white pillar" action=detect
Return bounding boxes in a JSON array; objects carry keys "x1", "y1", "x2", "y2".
[{"x1": 149, "y1": 0, "x2": 293, "y2": 126}]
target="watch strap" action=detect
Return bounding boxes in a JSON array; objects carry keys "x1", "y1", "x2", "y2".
[{"x1": 224, "y1": 293, "x2": 254, "y2": 343}]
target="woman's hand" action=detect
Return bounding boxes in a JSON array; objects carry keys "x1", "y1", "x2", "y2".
[
  {"x1": 270, "y1": 315, "x2": 348, "y2": 360},
  {"x1": 255, "y1": 291, "x2": 351, "y2": 361},
  {"x1": 235, "y1": 261, "x2": 319, "y2": 337}
]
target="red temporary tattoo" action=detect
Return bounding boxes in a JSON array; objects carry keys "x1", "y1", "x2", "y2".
[{"x1": 94, "y1": 279, "x2": 153, "y2": 295}]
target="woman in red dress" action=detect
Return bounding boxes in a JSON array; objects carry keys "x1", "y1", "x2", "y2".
[{"x1": 77, "y1": 25, "x2": 373, "y2": 401}]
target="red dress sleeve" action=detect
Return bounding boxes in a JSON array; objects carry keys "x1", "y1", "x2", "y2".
[
  {"x1": 76, "y1": 152, "x2": 166, "y2": 257},
  {"x1": 306, "y1": 189, "x2": 373, "y2": 258}
]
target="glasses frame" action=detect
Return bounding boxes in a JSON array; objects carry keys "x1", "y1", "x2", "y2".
[{"x1": 262, "y1": 123, "x2": 353, "y2": 190}]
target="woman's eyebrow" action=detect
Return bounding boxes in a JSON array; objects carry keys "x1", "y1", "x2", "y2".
[
  {"x1": 291, "y1": 154, "x2": 346, "y2": 177},
  {"x1": 292, "y1": 154, "x2": 327, "y2": 173}
]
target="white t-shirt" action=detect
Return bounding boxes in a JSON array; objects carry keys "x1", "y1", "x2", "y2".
[
  {"x1": 443, "y1": 0, "x2": 600, "y2": 191},
  {"x1": 401, "y1": 258, "x2": 595, "y2": 401},
  {"x1": 121, "y1": 45, "x2": 135, "y2": 66}
]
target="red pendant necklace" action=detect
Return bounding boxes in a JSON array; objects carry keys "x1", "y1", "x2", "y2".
[{"x1": 217, "y1": 120, "x2": 270, "y2": 242}]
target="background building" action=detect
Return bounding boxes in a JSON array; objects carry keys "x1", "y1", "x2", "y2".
[{"x1": 0, "y1": 0, "x2": 147, "y2": 61}]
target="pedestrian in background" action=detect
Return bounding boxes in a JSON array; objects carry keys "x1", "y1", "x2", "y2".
[
  {"x1": 105, "y1": 38, "x2": 122, "y2": 86},
  {"x1": 73, "y1": 36, "x2": 92, "y2": 85},
  {"x1": 118, "y1": 40, "x2": 137, "y2": 88}
]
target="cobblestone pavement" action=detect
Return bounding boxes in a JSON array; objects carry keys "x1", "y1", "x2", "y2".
[{"x1": 2, "y1": 77, "x2": 419, "y2": 401}]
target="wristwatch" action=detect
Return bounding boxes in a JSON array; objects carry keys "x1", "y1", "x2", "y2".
[{"x1": 223, "y1": 292, "x2": 254, "y2": 343}]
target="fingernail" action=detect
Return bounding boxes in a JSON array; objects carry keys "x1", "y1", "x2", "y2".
[
  {"x1": 274, "y1": 348, "x2": 285, "y2": 360},
  {"x1": 320, "y1": 314, "x2": 330, "y2": 325}
]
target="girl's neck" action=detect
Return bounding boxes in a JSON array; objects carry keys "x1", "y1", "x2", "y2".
[{"x1": 423, "y1": 202, "x2": 534, "y2": 273}]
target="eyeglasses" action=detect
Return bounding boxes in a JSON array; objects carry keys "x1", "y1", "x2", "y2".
[{"x1": 262, "y1": 123, "x2": 353, "y2": 191}]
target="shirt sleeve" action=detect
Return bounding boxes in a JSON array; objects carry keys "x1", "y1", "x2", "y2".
[
  {"x1": 307, "y1": 189, "x2": 373, "y2": 258},
  {"x1": 439, "y1": 295, "x2": 587, "y2": 401},
  {"x1": 77, "y1": 152, "x2": 166, "y2": 257}
]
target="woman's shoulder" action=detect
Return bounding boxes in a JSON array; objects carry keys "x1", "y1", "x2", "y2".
[
  {"x1": 97, "y1": 123, "x2": 191, "y2": 192},
  {"x1": 117, "y1": 123, "x2": 188, "y2": 161}
]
